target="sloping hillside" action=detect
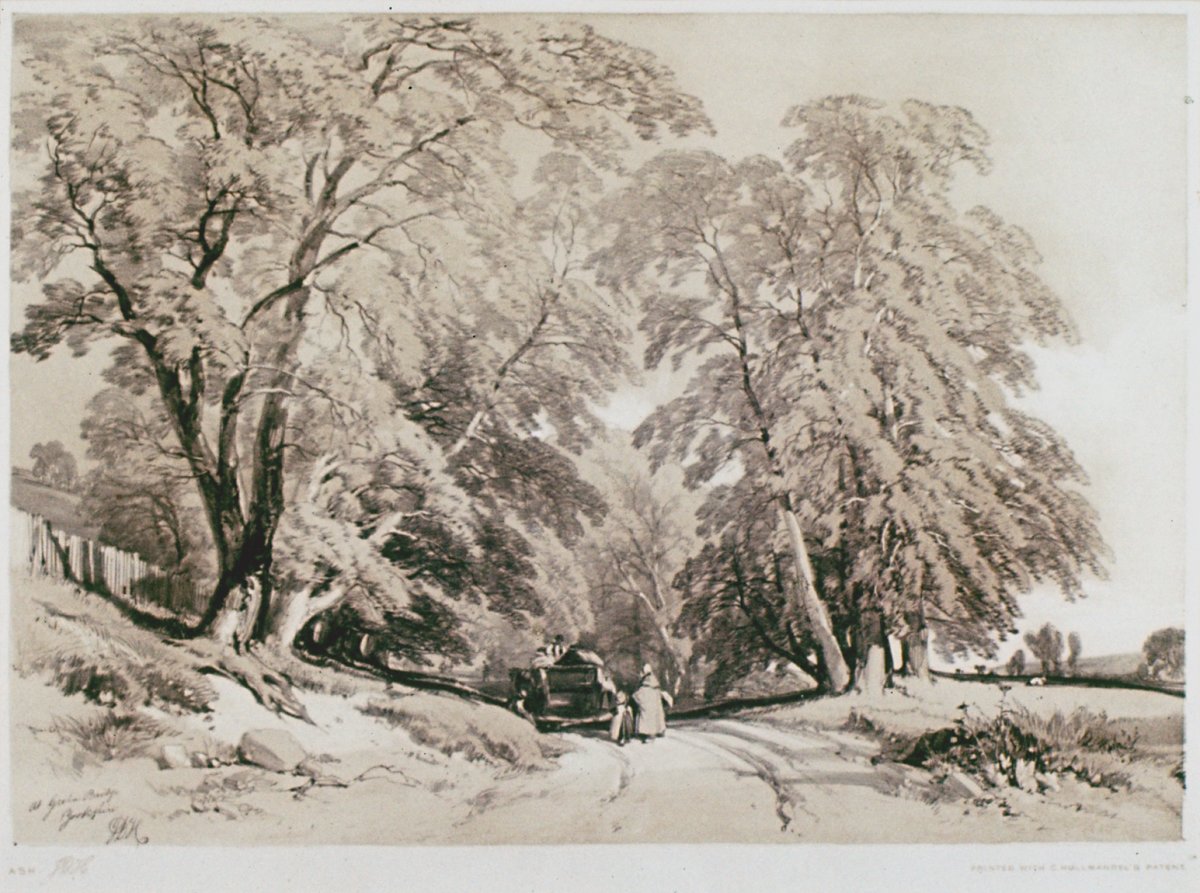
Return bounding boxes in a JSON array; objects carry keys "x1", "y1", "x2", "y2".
[
  {"x1": 10, "y1": 469, "x2": 97, "y2": 539},
  {"x1": 1073, "y1": 652, "x2": 1143, "y2": 679}
]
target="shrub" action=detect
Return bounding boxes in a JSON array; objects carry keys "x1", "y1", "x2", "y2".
[
  {"x1": 44, "y1": 653, "x2": 137, "y2": 706},
  {"x1": 887, "y1": 705, "x2": 1137, "y2": 791},
  {"x1": 136, "y1": 663, "x2": 214, "y2": 714}
]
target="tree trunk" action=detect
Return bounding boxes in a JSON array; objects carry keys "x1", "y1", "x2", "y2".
[
  {"x1": 853, "y1": 608, "x2": 887, "y2": 697},
  {"x1": 620, "y1": 565, "x2": 683, "y2": 693},
  {"x1": 446, "y1": 304, "x2": 552, "y2": 458},
  {"x1": 262, "y1": 583, "x2": 347, "y2": 652},
  {"x1": 719, "y1": 245, "x2": 851, "y2": 694},
  {"x1": 904, "y1": 623, "x2": 931, "y2": 682},
  {"x1": 210, "y1": 605, "x2": 241, "y2": 648},
  {"x1": 203, "y1": 577, "x2": 263, "y2": 652},
  {"x1": 778, "y1": 503, "x2": 852, "y2": 692},
  {"x1": 855, "y1": 646, "x2": 887, "y2": 697}
]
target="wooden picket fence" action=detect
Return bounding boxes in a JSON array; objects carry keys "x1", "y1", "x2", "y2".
[{"x1": 13, "y1": 509, "x2": 206, "y2": 618}]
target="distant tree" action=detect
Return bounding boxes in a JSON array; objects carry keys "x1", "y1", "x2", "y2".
[
  {"x1": 1067, "y1": 631, "x2": 1082, "y2": 675},
  {"x1": 79, "y1": 388, "x2": 213, "y2": 582},
  {"x1": 1140, "y1": 627, "x2": 1184, "y2": 681},
  {"x1": 1023, "y1": 623, "x2": 1064, "y2": 675},
  {"x1": 29, "y1": 441, "x2": 78, "y2": 491},
  {"x1": 1006, "y1": 648, "x2": 1026, "y2": 676},
  {"x1": 581, "y1": 456, "x2": 693, "y2": 694}
]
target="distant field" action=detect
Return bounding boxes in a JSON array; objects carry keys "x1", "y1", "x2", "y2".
[
  {"x1": 10, "y1": 470, "x2": 97, "y2": 538},
  {"x1": 766, "y1": 677, "x2": 1185, "y2": 738},
  {"x1": 1073, "y1": 652, "x2": 1144, "y2": 678}
]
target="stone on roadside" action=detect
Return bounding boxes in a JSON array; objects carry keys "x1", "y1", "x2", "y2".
[
  {"x1": 1036, "y1": 771, "x2": 1061, "y2": 793},
  {"x1": 238, "y1": 729, "x2": 307, "y2": 773},
  {"x1": 296, "y1": 757, "x2": 347, "y2": 787},
  {"x1": 943, "y1": 770, "x2": 985, "y2": 800},
  {"x1": 158, "y1": 743, "x2": 192, "y2": 770},
  {"x1": 981, "y1": 764, "x2": 1003, "y2": 788},
  {"x1": 1015, "y1": 759, "x2": 1039, "y2": 793},
  {"x1": 190, "y1": 751, "x2": 210, "y2": 768}
]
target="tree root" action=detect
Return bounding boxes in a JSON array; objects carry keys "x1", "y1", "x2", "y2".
[{"x1": 191, "y1": 645, "x2": 315, "y2": 724}]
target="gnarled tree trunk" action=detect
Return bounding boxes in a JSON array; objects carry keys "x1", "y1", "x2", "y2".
[{"x1": 262, "y1": 583, "x2": 348, "y2": 653}]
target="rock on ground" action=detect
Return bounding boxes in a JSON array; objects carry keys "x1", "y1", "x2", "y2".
[
  {"x1": 943, "y1": 770, "x2": 985, "y2": 800},
  {"x1": 158, "y1": 744, "x2": 193, "y2": 770},
  {"x1": 238, "y1": 729, "x2": 308, "y2": 773}
]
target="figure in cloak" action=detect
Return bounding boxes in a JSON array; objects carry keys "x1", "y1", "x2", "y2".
[{"x1": 632, "y1": 663, "x2": 673, "y2": 741}]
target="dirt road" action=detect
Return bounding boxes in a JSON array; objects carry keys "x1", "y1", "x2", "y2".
[
  {"x1": 433, "y1": 715, "x2": 1177, "y2": 845},
  {"x1": 12, "y1": 669, "x2": 1180, "y2": 847},
  {"x1": 438, "y1": 718, "x2": 891, "y2": 844}
]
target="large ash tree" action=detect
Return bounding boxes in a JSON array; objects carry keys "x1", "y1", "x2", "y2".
[
  {"x1": 11, "y1": 16, "x2": 708, "y2": 705},
  {"x1": 600, "y1": 96, "x2": 1107, "y2": 695}
]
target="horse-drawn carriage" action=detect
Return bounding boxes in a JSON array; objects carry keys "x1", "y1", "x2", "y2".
[{"x1": 508, "y1": 646, "x2": 617, "y2": 729}]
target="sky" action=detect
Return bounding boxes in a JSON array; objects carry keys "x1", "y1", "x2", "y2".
[{"x1": 5, "y1": 11, "x2": 1191, "y2": 659}]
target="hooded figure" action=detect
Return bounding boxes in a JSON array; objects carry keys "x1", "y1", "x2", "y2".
[{"x1": 632, "y1": 663, "x2": 673, "y2": 739}]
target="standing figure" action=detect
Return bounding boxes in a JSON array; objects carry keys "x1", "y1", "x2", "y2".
[
  {"x1": 632, "y1": 663, "x2": 673, "y2": 741},
  {"x1": 609, "y1": 690, "x2": 634, "y2": 746},
  {"x1": 530, "y1": 635, "x2": 567, "y2": 707}
]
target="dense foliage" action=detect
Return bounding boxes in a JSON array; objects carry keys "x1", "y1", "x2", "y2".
[
  {"x1": 13, "y1": 18, "x2": 1108, "y2": 698},
  {"x1": 12, "y1": 15, "x2": 709, "y2": 660}
]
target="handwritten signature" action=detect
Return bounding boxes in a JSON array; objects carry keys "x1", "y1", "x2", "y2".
[
  {"x1": 50, "y1": 856, "x2": 95, "y2": 877},
  {"x1": 105, "y1": 815, "x2": 148, "y2": 846}
]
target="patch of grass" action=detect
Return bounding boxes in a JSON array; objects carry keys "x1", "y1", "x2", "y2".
[
  {"x1": 359, "y1": 694, "x2": 553, "y2": 768},
  {"x1": 1017, "y1": 705, "x2": 1139, "y2": 754},
  {"x1": 1105, "y1": 715, "x2": 1183, "y2": 749},
  {"x1": 24, "y1": 634, "x2": 214, "y2": 714},
  {"x1": 14, "y1": 579, "x2": 215, "y2": 714},
  {"x1": 52, "y1": 711, "x2": 167, "y2": 762}
]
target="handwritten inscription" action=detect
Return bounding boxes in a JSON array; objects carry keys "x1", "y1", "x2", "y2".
[
  {"x1": 26, "y1": 789, "x2": 147, "y2": 845},
  {"x1": 30, "y1": 788, "x2": 118, "y2": 833}
]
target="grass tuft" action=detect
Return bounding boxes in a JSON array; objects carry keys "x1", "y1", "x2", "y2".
[{"x1": 52, "y1": 711, "x2": 167, "y2": 762}]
